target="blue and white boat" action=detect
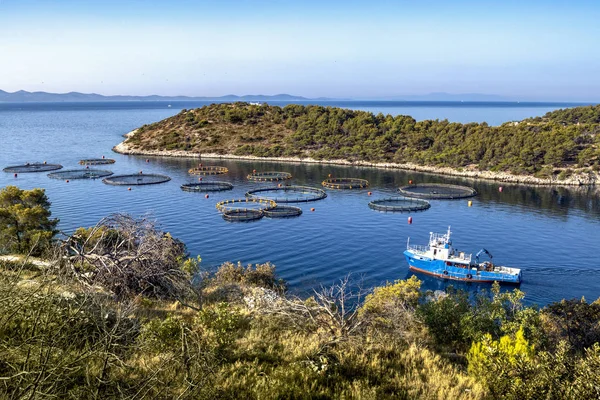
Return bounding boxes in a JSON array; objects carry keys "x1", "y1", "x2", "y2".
[{"x1": 404, "y1": 227, "x2": 522, "y2": 284}]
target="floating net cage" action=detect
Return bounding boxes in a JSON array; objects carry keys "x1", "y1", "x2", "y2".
[
  {"x1": 398, "y1": 183, "x2": 477, "y2": 199},
  {"x1": 222, "y1": 208, "x2": 264, "y2": 222},
  {"x1": 245, "y1": 186, "x2": 327, "y2": 203},
  {"x1": 3, "y1": 163, "x2": 63, "y2": 173},
  {"x1": 369, "y1": 197, "x2": 431, "y2": 212},
  {"x1": 79, "y1": 158, "x2": 116, "y2": 165},
  {"x1": 216, "y1": 198, "x2": 277, "y2": 213},
  {"x1": 247, "y1": 171, "x2": 292, "y2": 182},
  {"x1": 103, "y1": 173, "x2": 171, "y2": 186},
  {"x1": 322, "y1": 177, "x2": 369, "y2": 189},
  {"x1": 181, "y1": 181, "x2": 233, "y2": 192},
  {"x1": 47, "y1": 169, "x2": 114, "y2": 180},
  {"x1": 188, "y1": 166, "x2": 229, "y2": 175},
  {"x1": 263, "y1": 205, "x2": 303, "y2": 218}
]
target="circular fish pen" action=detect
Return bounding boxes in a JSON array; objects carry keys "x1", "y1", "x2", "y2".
[
  {"x1": 181, "y1": 181, "x2": 233, "y2": 192},
  {"x1": 368, "y1": 197, "x2": 431, "y2": 212},
  {"x1": 216, "y1": 198, "x2": 277, "y2": 213},
  {"x1": 3, "y1": 163, "x2": 63, "y2": 173},
  {"x1": 322, "y1": 177, "x2": 369, "y2": 189},
  {"x1": 222, "y1": 208, "x2": 264, "y2": 222},
  {"x1": 263, "y1": 205, "x2": 303, "y2": 218},
  {"x1": 398, "y1": 183, "x2": 477, "y2": 199},
  {"x1": 47, "y1": 169, "x2": 114, "y2": 180},
  {"x1": 247, "y1": 171, "x2": 292, "y2": 182},
  {"x1": 102, "y1": 173, "x2": 171, "y2": 186},
  {"x1": 245, "y1": 186, "x2": 327, "y2": 203},
  {"x1": 79, "y1": 158, "x2": 116, "y2": 165},
  {"x1": 188, "y1": 166, "x2": 228, "y2": 175}
]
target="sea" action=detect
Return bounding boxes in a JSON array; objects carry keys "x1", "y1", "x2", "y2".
[{"x1": 1, "y1": 100, "x2": 599, "y2": 306}]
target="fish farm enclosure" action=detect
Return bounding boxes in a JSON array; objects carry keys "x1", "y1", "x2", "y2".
[
  {"x1": 188, "y1": 165, "x2": 229, "y2": 175},
  {"x1": 102, "y1": 173, "x2": 171, "y2": 186},
  {"x1": 181, "y1": 181, "x2": 234, "y2": 192},
  {"x1": 246, "y1": 186, "x2": 327, "y2": 203},
  {"x1": 368, "y1": 197, "x2": 431, "y2": 212},
  {"x1": 322, "y1": 177, "x2": 369, "y2": 189},
  {"x1": 247, "y1": 171, "x2": 292, "y2": 182},
  {"x1": 48, "y1": 169, "x2": 114, "y2": 180},
  {"x1": 3, "y1": 163, "x2": 63, "y2": 173},
  {"x1": 79, "y1": 158, "x2": 116, "y2": 165},
  {"x1": 398, "y1": 183, "x2": 477, "y2": 199}
]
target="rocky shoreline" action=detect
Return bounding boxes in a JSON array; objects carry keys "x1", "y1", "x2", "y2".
[{"x1": 113, "y1": 130, "x2": 598, "y2": 186}]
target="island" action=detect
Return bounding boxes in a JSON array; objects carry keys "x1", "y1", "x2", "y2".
[{"x1": 114, "y1": 103, "x2": 600, "y2": 185}]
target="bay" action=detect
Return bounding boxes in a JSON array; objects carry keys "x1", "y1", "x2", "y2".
[{"x1": 1, "y1": 100, "x2": 599, "y2": 306}]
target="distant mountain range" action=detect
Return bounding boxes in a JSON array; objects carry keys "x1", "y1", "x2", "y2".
[
  {"x1": 0, "y1": 89, "x2": 519, "y2": 103},
  {"x1": 0, "y1": 90, "x2": 324, "y2": 103}
]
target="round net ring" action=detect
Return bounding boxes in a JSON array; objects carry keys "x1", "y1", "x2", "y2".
[
  {"x1": 78, "y1": 158, "x2": 116, "y2": 165},
  {"x1": 102, "y1": 173, "x2": 171, "y2": 186},
  {"x1": 181, "y1": 181, "x2": 233, "y2": 192},
  {"x1": 368, "y1": 197, "x2": 431, "y2": 212},
  {"x1": 398, "y1": 183, "x2": 477, "y2": 199},
  {"x1": 222, "y1": 208, "x2": 264, "y2": 222},
  {"x1": 216, "y1": 198, "x2": 277, "y2": 213},
  {"x1": 322, "y1": 177, "x2": 369, "y2": 189},
  {"x1": 47, "y1": 169, "x2": 114, "y2": 180},
  {"x1": 245, "y1": 185, "x2": 327, "y2": 203},
  {"x1": 263, "y1": 205, "x2": 303, "y2": 218},
  {"x1": 3, "y1": 162, "x2": 63, "y2": 173},
  {"x1": 188, "y1": 166, "x2": 228, "y2": 175},
  {"x1": 247, "y1": 171, "x2": 292, "y2": 182}
]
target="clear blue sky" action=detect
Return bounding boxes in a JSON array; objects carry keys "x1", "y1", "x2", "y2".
[{"x1": 1, "y1": 0, "x2": 599, "y2": 100}]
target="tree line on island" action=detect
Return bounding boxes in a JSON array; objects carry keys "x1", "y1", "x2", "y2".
[
  {"x1": 125, "y1": 103, "x2": 600, "y2": 179},
  {"x1": 1, "y1": 185, "x2": 600, "y2": 399}
]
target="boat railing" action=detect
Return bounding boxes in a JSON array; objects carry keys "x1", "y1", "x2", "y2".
[
  {"x1": 429, "y1": 231, "x2": 450, "y2": 246},
  {"x1": 407, "y1": 244, "x2": 429, "y2": 254}
]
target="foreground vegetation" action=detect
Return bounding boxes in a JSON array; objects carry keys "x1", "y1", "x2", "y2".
[
  {"x1": 1, "y1": 186, "x2": 599, "y2": 399},
  {"x1": 123, "y1": 103, "x2": 600, "y2": 179}
]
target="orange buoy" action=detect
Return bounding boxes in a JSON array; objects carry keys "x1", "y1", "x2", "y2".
[
  {"x1": 468, "y1": 201, "x2": 473, "y2": 207},
  {"x1": 278, "y1": 183, "x2": 282, "y2": 188},
  {"x1": 368, "y1": 191, "x2": 372, "y2": 196},
  {"x1": 310, "y1": 208, "x2": 315, "y2": 212},
  {"x1": 408, "y1": 216, "x2": 413, "y2": 224},
  {"x1": 408, "y1": 179, "x2": 413, "y2": 184},
  {"x1": 128, "y1": 187, "x2": 131, "y2": 191},
  {"x1": 205, "y1": 194, "x2": 209, "y2": 199},
  {"x1": 499, "y1": 186, "x2": 503, "y2": 192},
  {"x1": 253, "y1": 169, "x2": 256, "y2": 173},
  {"x1": 66, "y1": 180, "x2": 69, "y2": 183}
]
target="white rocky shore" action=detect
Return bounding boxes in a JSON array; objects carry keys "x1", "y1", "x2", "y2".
[{"x1": 114, "y1": 130, "x2": 599, "y2": 186}]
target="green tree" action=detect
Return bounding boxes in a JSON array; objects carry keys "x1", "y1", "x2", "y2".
[{"x1": 0, "y1": 186, "x2": 58, "y2": 255}]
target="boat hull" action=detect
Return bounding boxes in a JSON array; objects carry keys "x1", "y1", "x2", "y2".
[{"x1": 404, "y1": 250, "x2": 521, "y2": 284}]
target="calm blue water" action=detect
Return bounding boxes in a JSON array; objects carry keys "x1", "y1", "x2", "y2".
[{"x1": 1, "y1": 101, "x2": 599, "y2": 306}]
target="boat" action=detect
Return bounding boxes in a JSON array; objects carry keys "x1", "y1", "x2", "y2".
[{"x1": 404, "y1": 227, "x2": 522, "y2": 284}]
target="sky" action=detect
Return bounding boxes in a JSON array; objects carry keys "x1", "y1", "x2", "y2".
[{"x1": 0, "y1": 0, "x2": 599, "y2": 100}]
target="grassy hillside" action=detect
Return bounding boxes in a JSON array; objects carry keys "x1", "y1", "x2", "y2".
[
  {"x1": 1, "y1": 197, "x2": 600, "y2": 399},
  {"x1": 124, "y1": 103, "x2": 600, "y2": 178}
]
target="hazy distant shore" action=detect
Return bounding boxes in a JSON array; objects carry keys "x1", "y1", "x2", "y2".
[{"x1": 114, "y1": 130, "x2": 598, "y2": 186}]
